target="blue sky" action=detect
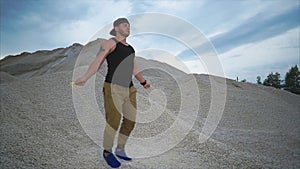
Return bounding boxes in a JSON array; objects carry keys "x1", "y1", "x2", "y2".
[{"x1": 1, "y1": 0, "x2": 299, "y2": 82}]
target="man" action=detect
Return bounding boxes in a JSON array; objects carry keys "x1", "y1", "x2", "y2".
[{"x1": 74, "y1": 18, "x2": 150, "y2": 168}]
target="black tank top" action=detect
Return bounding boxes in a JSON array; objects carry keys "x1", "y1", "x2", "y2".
[{"x1": 105, "y1": 38, "x2": 135, "y2": 87}]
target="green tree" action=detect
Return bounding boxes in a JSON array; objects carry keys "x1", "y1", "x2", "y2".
[
  {"x1": 256, "y1": 76, "x2": 262, "y2": 84},
  {"x1": 241, "y1": 79, "x2": 247, "y2": 82},
  {"x1": 284, "y1": 65, "x2": 300, "y2": 94},
  {"x1": 263, "y1": 72, "x2": 281, "y2": 89}
]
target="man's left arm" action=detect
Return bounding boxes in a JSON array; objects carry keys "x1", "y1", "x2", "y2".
[{"x1": 133, "y1": 58, "x2": 150, "y2": 89}]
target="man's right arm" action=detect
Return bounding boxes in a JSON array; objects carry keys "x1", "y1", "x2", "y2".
[{"x1": 74, "y1": 39, "x2": 115, "y2": 86}]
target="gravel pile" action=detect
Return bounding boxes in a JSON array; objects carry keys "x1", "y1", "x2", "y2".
[{"x1": 1, "y1": 68, "x2": 299, "y2": 168}]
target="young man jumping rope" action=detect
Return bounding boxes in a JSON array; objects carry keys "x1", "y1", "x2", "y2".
[{"x1": 74, "y1": 18, "x2": 150, "y2": 168}]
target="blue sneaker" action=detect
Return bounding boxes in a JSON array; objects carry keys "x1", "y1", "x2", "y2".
[
  {"x1": 103, "y1": 150, "x2": 121, "y2": 168},
  {"x1": 115, "y1": 148, "x2": 132, "y2": 161}
]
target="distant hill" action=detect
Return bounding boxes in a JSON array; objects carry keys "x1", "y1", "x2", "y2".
[{"x1": 0, "y1": 38, "x2": 186, "y2": 79}]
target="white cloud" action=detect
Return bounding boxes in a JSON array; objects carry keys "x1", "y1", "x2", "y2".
[
  {"x1": 171, "y1": 27, "x2": 299, "y2": 81},
  {"x1": 129, "y1": 34, "x2": 185, "y2": 55},
  {"x1": 219, "y1": 27, "x2": 300, "y2": 81},
  {"x1": 133, "y1": 1, "x2": 205, "y2": 16},
  {"x1": 137, "y1": 48, "x2": 191, "y2": 73},
  {"x1": 207, "y1": 30, "x2": 227, "y2": 39},
  {"x1": 196, "y1": 0, "x2": 299, "y2": 37},
  {"x1": 1, "y1": 0, "x2": 133, "y2": 59},
  {"x1": 48, "y1": 0, "x2": 133, "y2": 45},
  {"x1": 183, "y1": 59, "x2": 207, "y2": 74},
  {"x1": 129, "y1": 12, "x2": 210, "y2": 53}
]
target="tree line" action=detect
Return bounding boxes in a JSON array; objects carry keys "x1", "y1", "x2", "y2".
[{"x1": 255, "y1": 65, "x2": 300, "y2": 94}]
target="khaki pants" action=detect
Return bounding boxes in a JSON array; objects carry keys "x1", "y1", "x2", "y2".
[{"x1": 102, "y1": 82, "x2": 137, "y2": 152}]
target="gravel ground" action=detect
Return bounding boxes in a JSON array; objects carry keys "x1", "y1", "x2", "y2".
[{"x1": 1, "y1": 69, "x2": 299, "y2": 169}]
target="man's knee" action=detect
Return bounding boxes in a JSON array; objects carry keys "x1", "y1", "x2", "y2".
[
  {"x1": 106, "y1": 115, "x2": 121, "y2": 131},
  {"x1": 121, "y1": 119, "x2": 135, "y2": 135},
  {"x1": 126, "y1": 120, "x2": 135, "y2": 130}
]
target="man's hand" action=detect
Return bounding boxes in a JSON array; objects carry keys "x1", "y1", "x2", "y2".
[
  {"x1": 143, "y1": 83, "x2": 150, "y2": 89},
  {"x1": 74, "y1": 76, "x2": 87, "y2": 86}
]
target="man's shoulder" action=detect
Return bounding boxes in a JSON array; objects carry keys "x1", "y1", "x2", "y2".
[
  {"x1": 102, "y1": 38, "x2": 117, "y2": 45},
  {"x1": 101, "y1": 38, "x2": 117, "y2": 49}
]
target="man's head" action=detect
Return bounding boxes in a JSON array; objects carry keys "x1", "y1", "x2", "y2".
[{"x1": 110, "y1": 18, "x2": 130, "y2": 37}]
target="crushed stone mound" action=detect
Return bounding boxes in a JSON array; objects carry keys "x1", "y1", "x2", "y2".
[
  {"x1": 0, "y1": 71, "x2": 18, "y2": 84},
  {"x1": 1, "y1": 70, "x2": 299, "y2": 168}
]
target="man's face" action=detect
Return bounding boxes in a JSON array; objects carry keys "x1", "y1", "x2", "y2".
[{"x1": 116, "y1": 23, "x2": 130, "y2": 37}]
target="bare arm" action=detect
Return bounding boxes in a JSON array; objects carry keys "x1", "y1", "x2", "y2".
[
  {"x1": 134, "y1": 57, "x2": 150, "y2": 89},
  {"x1": 74, "y1": 40, "x2": 115, "y2": 86}
]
